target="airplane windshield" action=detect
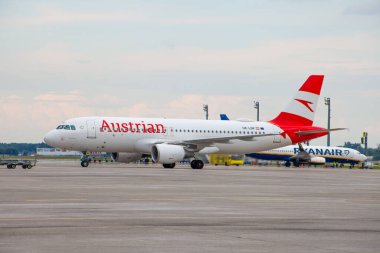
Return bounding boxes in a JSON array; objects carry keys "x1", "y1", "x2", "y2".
[{"x1": 56, "y1": 125, "x2": 76, "y2": 130}]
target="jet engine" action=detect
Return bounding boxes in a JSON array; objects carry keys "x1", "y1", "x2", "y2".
[
  {"x1": 310, "y1": 156, "x2": 326, "y2": 164},
  {"x1": 111, "y1": 152, "x2": 143, "y2": 163},
  {"x1": 289, "y1": 143, "x2": 327, "y2": 166},
  {"x1": 151, "y1": 144, "x2": 187, "y2": 164}
]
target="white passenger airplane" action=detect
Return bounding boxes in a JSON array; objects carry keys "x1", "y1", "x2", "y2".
[
  {"x1": 44, "y1": 75, "x2": 343, "y2": 169},
  {"x1": 247, "y1": 144, "x2": 367, "y2": 167}
]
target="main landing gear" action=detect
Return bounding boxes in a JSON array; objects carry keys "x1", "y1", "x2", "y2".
[
  {"x1": 190, "y1": 160, "x2": 204, "y2": 169},
  {"x1": 163, "y1": 163, "x2": 176, "y2": 169},
  {"x1": 161, "y1": 160, "x2": 204, "y2": 169}
]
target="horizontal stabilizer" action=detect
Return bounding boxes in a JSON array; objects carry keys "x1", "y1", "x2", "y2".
[{"x1": 295, "y1": 128, "x2": 347, "y2": 136}]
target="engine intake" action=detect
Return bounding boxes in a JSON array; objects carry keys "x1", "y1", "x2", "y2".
[
  {"x1": 151, "y1": 144, "x2": 186, "y2": 164},
  {"x1": 310, "y1": 156, "x2": 326, "y2": 164}
]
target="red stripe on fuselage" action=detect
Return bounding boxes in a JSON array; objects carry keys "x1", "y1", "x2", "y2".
[
  {"x1": 270, "y1": 113, "x2": 327, "y2": 144},
  {"x1": 285, "y1": 127, "x2": 327, "y2": 144},
  {"x1": 272, "y1": 124, "x2": 328, "y2": 144}
]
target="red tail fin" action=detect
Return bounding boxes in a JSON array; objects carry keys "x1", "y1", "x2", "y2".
[{"x1": 270, "y1": 75, "x2": 324, "y2": 127}]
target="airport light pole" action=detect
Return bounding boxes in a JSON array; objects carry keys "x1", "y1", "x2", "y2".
[
  {"x1": 203, "y1": 104, "x2": 209, "y2": 120},
  {"x1": 324, "y1": 97, "x2": 331, "y2": 146},
  {"x1": 254, "y1": 101, "x2": 260, "y2": 121},
  {"x1": 362, "y1": 132, "x2": 368, "y2": 156}
]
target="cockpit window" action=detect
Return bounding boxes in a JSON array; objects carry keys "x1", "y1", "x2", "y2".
[{"x1": 56, "y1": 124, "x2": 76, "y2": 130}]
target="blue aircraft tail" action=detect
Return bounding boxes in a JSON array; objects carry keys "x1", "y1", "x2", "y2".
[{"x1": 220, "y1": 114, "x2": 229, "y2": 120}]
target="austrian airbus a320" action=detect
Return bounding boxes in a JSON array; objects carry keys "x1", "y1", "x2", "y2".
[{"x1": 44, "y1": 75, "x2": 343, "y2": 169}]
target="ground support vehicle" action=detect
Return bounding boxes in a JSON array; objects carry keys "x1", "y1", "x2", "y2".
[{"x1": 0, "y1": 159, "x2": 36, "y2": 169}]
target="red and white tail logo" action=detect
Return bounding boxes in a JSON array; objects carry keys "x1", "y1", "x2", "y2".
[{"x1": 270, "y1": 75, "x2": 324, "y2": 126}]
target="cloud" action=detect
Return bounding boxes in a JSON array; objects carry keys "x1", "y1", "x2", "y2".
[
  {"x1": 344, "y1": 1, "x2": 380, "y2": 15},
  {"x1": 160, "y1": 15, "x2": 254, "y2": 25},
  {"x1": 34, "y1": 91, "x2": 85, "y2": 102},
  {"x1": 98, "y1": 34, "x2": 380, "y2": 76},
  {"x1": 0, "y1": 92, "x2": 252, "y2": 141},
  {"x1": 7, "y1": 33, "x2": 376, "y2": 83},
  {"x1": 0, "y1": 95, "x2": 23, "y2": 100},
  {"x1": 0, "y1": 8, "x2": 147, "y2": 28},
  {"x1": 1, "y1": 88, "x2": 379, "y2": 148}
]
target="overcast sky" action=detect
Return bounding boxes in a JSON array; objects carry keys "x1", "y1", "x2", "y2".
[{"x1": 0, "y1": 0, "x2": 379, "y2": 147}]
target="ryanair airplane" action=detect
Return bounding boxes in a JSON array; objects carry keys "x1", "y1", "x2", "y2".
[{"x1": 247, "y1": 145, "x2": 367, "y2": 167}]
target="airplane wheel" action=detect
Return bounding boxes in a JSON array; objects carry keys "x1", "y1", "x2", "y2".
[
  {"x1": 191, "y1": 160, "x2": 204, "y2": 169},
  {"x1": 81, "y1": 161, "x2": 89, "y2": 167},
  {"x1": 27, "y1": 165, "x2": 32, "y2": 169},
  {"x1": 285, "y1": 161, "x2": 291, "y2": 167},
  {"x1": 163, "y1": 163, "x2": 175, "y2": 169},
  {"x1": 293, "y1": 162, "x2": 300, "y2": 167}
]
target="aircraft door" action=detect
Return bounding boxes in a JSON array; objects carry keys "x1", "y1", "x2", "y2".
[
  {"x1": 86, "y1": 120, "x2": 97, "y2": 139},
  {"x1": 164, "y1": 127, "x2": 174, "y2": 138},
  {"x1": 272, "y1": 126, "x2": 281, "y2": 143},
  {"x1": 273, "y1": 135, "x2": 281, "y2": 143}
]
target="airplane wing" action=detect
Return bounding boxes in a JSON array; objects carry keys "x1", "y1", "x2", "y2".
[
  {"x1": 163, "y1": 133, "x2": 280, "y2": 147},
  {"x1": 139, "y1": 133, "x2": 280, "y2": 153},
  {"x1": 295, "y1": 128, "x2": 347, "y2": 136}
]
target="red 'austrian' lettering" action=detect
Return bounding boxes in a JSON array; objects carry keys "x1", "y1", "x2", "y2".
[{"x1": 100, "y1": 120, "x2": 165, "y2": 134}]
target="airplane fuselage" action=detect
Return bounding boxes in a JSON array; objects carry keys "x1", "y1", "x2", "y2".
[
  {"x1": 43, "y1": 75, "x2": 333, "y2": 169},
  {"x1": 45, "y1": 117, "x2": 292, "y2": 154},
  {"x1": 247, "y1": 145, "x2": 367, "y2": 165}
]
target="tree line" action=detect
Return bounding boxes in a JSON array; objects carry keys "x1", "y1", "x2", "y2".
[
  {"x1": 0, "y1": 143, "x2": 51, "y2": 156},
  {"x1": 1, "y1": 142, "x2": 379, "y2": 160}
]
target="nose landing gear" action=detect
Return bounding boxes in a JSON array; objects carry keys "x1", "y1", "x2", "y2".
[
  {"x1": 80, "y1": 152, "x2": 91, "y2": 167},
  {"x1": 81, "y1": 160, "x2": 89, "y2": 167}
]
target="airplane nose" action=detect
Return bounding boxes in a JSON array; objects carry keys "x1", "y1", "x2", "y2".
[{"x1": 44, "y1": 130, "x2": 57, "y2": 146}]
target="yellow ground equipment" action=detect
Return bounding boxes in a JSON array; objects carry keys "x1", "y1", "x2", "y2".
[{"x1": 208, "y1": 154, "x2": 244, "y2": 166}]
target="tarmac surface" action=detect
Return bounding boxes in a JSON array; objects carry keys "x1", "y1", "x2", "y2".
[{"x1": 0, "y1": 162, "x2": 380, "y2": 253}]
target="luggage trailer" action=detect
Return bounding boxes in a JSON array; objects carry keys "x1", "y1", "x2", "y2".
[{"x1": 0, "y1": 159, "x2": 36, "y2": 169}]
